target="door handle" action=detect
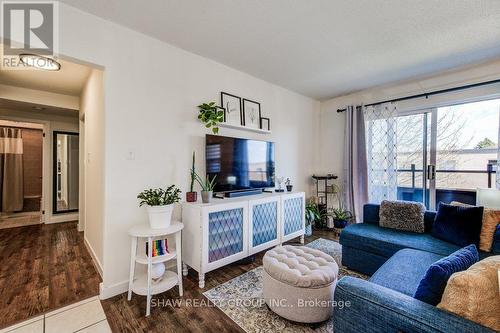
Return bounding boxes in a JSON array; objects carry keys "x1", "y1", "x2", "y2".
[{"x1": 427, "y1": 165, "x2": 436, "y2": 180}]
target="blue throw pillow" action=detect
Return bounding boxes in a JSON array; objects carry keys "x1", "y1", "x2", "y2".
[
  {"x1": 413, "y1": 244, "x2": 479, "y2": 305},
  {"x1": 431, "y1": 202, "x2": 483, "y2": 247}
]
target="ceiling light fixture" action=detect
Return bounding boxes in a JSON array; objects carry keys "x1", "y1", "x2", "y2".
[{"x1": 19, "y1": 54, "x2": 61, "y2": 71}]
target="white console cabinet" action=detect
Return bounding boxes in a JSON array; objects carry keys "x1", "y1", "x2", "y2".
[{"x1": 181, "y1": 191, "x2": 305, "y2": 288}]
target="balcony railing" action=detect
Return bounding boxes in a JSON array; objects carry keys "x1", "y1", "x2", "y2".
[
  {"x1": 398, "y1": 163, "x2": 497, "y2": 189},
  {"x1": 396, "y1": 163, "x2": 497, "y2": 207}
]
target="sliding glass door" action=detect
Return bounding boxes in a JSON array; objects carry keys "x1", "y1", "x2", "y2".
[
  {"x1": 395, "y1": 112, "x2": 430, "y2": 206},
  {"x1": 432, "y1": 99, "x2": 500, "y2": 209},
  {"x1": 392, "y1": 99, "x2": 500, "y2": 210}
]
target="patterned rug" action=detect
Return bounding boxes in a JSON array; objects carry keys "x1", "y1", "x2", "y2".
[{"x1": 203, "y1": 238, "x2": 367, "y2": 333}]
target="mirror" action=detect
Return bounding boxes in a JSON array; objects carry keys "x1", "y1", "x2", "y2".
[{"x1": 53, "y1": 132, "x2": 79, "y2": 214}]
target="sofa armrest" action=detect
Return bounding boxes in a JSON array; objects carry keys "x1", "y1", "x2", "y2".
[
  {"x1": 492, "y1": 224, "x2": 500, "y2": 254},
  {"x1": 333, "y1": 277, "x2": 494, "y2": 333}
]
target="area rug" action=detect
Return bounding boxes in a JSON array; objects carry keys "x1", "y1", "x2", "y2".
[{"x1": 203, "y1": 238, "x2": 368, "y2": 333}]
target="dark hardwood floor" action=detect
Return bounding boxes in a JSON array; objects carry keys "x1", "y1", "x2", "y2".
[
  {"x1": 101, "y1": 230, "x2": 338, "y2": 333},
  {"x1": 0, "y1": 221, "x2": 101, "y2": 329}
]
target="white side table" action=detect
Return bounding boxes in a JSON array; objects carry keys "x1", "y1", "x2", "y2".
[{"x1": 128, "y1": 221, "x2": 184, "y2": 316}]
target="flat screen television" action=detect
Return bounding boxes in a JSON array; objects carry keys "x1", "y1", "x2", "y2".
[{"x1": 206, "y1": 134, "x2": 275, "y2": 193}]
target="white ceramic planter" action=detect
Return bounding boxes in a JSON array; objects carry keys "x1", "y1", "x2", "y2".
[{"x1": 146, "y1": 204, "x2": 174, "y2": 229}]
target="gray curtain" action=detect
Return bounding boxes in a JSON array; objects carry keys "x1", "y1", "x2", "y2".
[
  {"x1": 343, "y1": 106, "x2": 369, "y2": 223},
  {"x1": 0, "y1": 127, "x2": 24, "y2": 212}
]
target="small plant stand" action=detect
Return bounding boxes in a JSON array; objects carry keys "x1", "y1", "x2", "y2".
[
  {"x1": 128, "y1": 221, "x2": 184, "y2": 316},
  {"x1": 312, "y1": 174, "x2": 338, "y2": 229}
]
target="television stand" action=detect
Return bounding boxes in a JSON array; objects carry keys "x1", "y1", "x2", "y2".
[{"x1": 225, "y1": 189, "x2": 263, "y2": 198}]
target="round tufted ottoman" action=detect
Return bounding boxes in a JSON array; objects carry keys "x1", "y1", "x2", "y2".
[{"x1": 262, "y1": 245, "x2": 339, "y2": 323}]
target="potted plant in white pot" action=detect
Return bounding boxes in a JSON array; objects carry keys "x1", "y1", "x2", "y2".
[
  {"x1": 137, "y1": 185, "x2": 181, "y2": 229},
  {"x1": 195, "y1": 173, "x2": 217, "y2": 203}
]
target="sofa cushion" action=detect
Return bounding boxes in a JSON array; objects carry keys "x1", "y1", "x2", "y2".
[
  {"x1": 432, "y1": 202, "x2": 483, "y2": 247},
  {"x1": 363, "y1": 203, "x2": 436, "y2": 232},
  {"x1": 414, "y1": 245, "x2": 479, "y2": 305},
  {"x1": 369, "y1": 249, "x2": 444, "y2": 296},
  {"x1": 379, "y1": 200, "x2": 426, "y2": 233},
  {"x1": 340, "y1": 223, "x2": 462, "y2": 258},
  {"x1": 437, "y1": 255, "x2": 500, "y2": 331},
  {"x1": 451, "y1": 201, "x2": 500, "y2": 252}
]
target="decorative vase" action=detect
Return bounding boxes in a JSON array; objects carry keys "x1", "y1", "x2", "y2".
[
  {"x1": 146, "y1": 204, "x2": 174, "y2": 229},
  {"x1": 201, "y1": 191, "x2": 212, "y2": 203},
  {"x1": 305, "y1": 224, "x2": 312, "y2": 237},
  {"x1": 186, "y1": 191, "x2": 197, "y2": 202},
  {"x1": 286, "y1": 185, "x2": 293, "y2": 192}
]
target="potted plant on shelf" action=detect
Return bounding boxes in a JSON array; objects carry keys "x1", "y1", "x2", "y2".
[
  {"x1": 186, "y1": 152, "x2": 197, "y2": 202},
  {"x1": 198, "y1": 101, "x2": 224, "y2": 134},
  {"x1": 195, "y1": 173, "x2": 217, "y2": 203},
  {"x1": 305, "y1": 198, "x2": 321, "y2": 236},
  {"x1": 285, "y1": 178, "x2": 293, "y2": 192},
  {"x1": 137, "y1": 185, "x2": 181, "y2": 229}
]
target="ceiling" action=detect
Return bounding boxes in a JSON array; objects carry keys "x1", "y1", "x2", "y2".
[
  {"x1": 60, "y1": 0, "x2": 500, "y2": 100},
  {"x1": 0, "y1": 98, "x2": 79, "y2": 117},
  {"x1": 0, "y1": 54, "x2": 90, "y2": 96}
]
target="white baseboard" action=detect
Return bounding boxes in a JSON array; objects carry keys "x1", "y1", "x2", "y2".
[
  {"x1": 84, "y1": 236, "x2": 103, "y2": 278},
  {"x1": 98, "y1": 259, "x2": 177, "y2": 300},
  {"x1": 99, "y1": 280, "x2": 128, "y2": 300}
]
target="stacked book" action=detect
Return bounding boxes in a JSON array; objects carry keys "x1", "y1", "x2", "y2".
[{"x1": 146, "y1": 239, "x2": 169, "y2": 257}]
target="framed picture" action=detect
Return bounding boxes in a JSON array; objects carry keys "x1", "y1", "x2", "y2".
[
  {"x1": 260, "y1": 117, "x2": 270, "y2": 131},
  {"x1": 242, "y1": 98, "x2": 261, "y2": 129},
  {"x1": 221, "y1": 92, "x2": 243, "y2": 125}
]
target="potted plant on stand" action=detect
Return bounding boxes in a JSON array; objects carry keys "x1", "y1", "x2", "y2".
[
  {"x1": 137, "y1": 185, "x2": 181, "y2": 229},
  {"x1": 195, "y1": 173, "x2": 217, "y2": 203},
  {"x1": 186, "y1": 152, "x2": 197, "y2": 202},
  {"x1": 305, "y1": 199, "x2": 321, "y2": 236}
]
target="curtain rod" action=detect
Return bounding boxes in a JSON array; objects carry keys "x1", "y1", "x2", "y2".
[{"x1": 336, "y1": 78, "x2": 500, "y2": 113}]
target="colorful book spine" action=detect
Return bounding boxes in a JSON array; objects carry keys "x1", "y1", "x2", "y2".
[{"x1": 146, "y1": 239, "x2": 169, "y2": 257}]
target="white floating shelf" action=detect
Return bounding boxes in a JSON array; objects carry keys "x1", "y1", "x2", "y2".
[{"x1": 219, "y1": 122, "x2": 271, "y2": 134}]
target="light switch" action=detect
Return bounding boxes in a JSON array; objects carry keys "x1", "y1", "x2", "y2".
[{"x1": 126, "y1": 150, "x2": 135, "y2": 160}]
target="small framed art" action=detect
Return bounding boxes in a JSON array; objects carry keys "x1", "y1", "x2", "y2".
[
  {"x1": 221, "y1": 92, "x2": 243, "y2": 125},
  {"x1": 242, "y1": 98, "x2": 261, "y2": 129},
  {"x1": 260, "y1": 117, "x2": 270, "y2": 131}
]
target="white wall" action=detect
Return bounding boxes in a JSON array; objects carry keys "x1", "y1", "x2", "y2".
[
  {"x1": 0, "y1": 107, "x2": 79, "y2": 223},
  {"x1": 320, "y1": 58, "x2": 500, "y2": 183},
  {"x1": 80, "y1": 69, "x2": 105, "y2": 276},
  {"x1": 13, "y1": 4, "x2": 321, "y2": 297}
]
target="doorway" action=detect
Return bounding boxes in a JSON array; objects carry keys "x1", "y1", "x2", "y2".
[
  {"x1": 396, "y1": 98, "x2": 500, "y2": 209},
  {"x1": 0, "y1": 120, "x2": 44, "y2": 229}
]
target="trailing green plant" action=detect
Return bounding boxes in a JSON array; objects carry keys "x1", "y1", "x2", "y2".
[
  {"x1": 189, "y1": 151, "x2": 196, "y2": 192},
  {"x1": 331, "y1": 207, "x2": 353, "y2": 221},
  {"x1": 194, "y1": 172, "x2": 217, "y2": 192},
  {"x1": 137, "y1": 185, "x2": 181, "y2": 207},
  {"x1": 198, "y1": 102, "x2": 224, "y2": 134},
  {"x1": 305, "y1": 199, "x2": 322, "y2": 227}
]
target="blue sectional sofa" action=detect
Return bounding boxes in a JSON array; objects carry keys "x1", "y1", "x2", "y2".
[
  {"x1": 333, "y1": 203, "x2": 499, "y2": 333},
  {"x1": 339, "y1": 203, "x2": 499, "y2": 275}
]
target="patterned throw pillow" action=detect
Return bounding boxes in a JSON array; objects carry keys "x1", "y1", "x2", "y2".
[
  {"x1": 451, "y1": 201, "x2": 500, "y2": 252},
  {"x1": 379, "y1": 200, "x2": 425, "y2": 233},
  {"x1": 438, "y1": 256, "x2": 500, "y2": 331}
]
